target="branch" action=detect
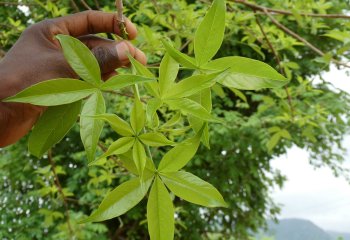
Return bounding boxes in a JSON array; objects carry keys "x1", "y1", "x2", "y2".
[
  {"x1": 48, "y1": 150, "x2": 74, "y2": 238},
  {"x1": 70, "y1": 0, "x2": 79, "y2": 12},
  {"x1": 254, "y1": 13, "x2": 295, "y2": 120},
  {"x1": 115, "y1": 0, "x2": 128, "y2": 39},
  {"x1": 262, "y1": 8, "x2": 350, "y2": 68},
  {"x1": 80, "y1": 0, "x2": 91, "y2": 10},
  {"x1": 233, "y1": 0, "x2": 350, "y2": 20}
]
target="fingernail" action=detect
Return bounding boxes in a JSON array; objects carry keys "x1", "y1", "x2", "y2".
[{"x1": 115, "y1": 42, "x2": 130, "y2": 62}]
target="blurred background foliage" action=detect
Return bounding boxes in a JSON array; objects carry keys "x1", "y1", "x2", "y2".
[{"x1": 1, "y1": 0, "x2": 350, "y2": 239}]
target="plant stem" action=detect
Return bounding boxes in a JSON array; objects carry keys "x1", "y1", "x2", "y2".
[
  {"x1": 233, "y1": 0, "x2": 350, "y2": 19},
  {"x1": 115, "y1": 0, "x2": 128, "y2": 39},
  {"x1": 132, "y1": 84, "x2": 153, "y2": 162},
  {"x1": 48, "y1": 150, "x2": 74, "y2": 239},
  {"x1": 254, "y1": 13, "x2": 295, "y2": 121},
  {"x1": 261, "y1": 8, "x2": 350, "y2": 68}
]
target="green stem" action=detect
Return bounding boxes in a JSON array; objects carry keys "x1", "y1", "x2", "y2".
[{"x1": 132, "y1": 84, "x2": 153, "y2": 162}]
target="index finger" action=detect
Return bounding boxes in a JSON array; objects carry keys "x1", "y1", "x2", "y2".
[{"x1": 51, "y1": 10, "x2": 137, "y2": 39}]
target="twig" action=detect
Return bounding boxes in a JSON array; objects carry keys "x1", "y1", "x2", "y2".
[
  {"x1": 70, "y1": 0, "x2": 79, "y2": 12},
  {"x1": 254, "y1": 13, "x2": 295, "y2": 120},
  {"x1": 93, "y1": 0, "x2": 100, "y2": 10},
  {"x1": 80, "y1": 0, "x2": 91, "y2": 10},
  {"x1": 262, "y1": 9, "x2": 350, "y2": 68},
  {"x1": 233, "y1": 0, "x2": 350, "y2": 20},
  {"x1": 116, "y1": 0, "x2": 128, "y2": 39},
  {"x1": 48, "y1": 150, "x2": 74, "y2": 238}
]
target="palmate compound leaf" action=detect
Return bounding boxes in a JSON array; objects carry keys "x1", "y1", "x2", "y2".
[
  {"x1": 80, "y1": 91, "x2": 106, "y2": 162},
  {"x1": 132, "y1": 139, "x2": 147, "y2": 176},
  {"x1": 119, "y1": 151, "x2": 156, "y2": 176},
  {"x1": 91, "y1": 137, "x2": 135, "y2": 165},
  {"x1": 80, "y1": 176, "x2": 153, "y2": 223},
  {"x1": 160, "y1": 171, "x2": 228, "y2": 208},
  {"x1": 127, "y1": 54, "x2": 159, "y2": 97},
  {"x1": 100, "y1": 74, "x2": 156, "y2": 91},
  {"x1": 159, "y1": 53, "x2": 179, "y2": 97},
  {"x1": 188, "y1": 89, "x2": 212, "y2": 148},
  {"x1": 163, "y1": 72, "x2": 222, "y2": 99},
  {"x1": 204, "y1": 57, "x2": 288, "y2": 90},
  {"x1": 56, "y1": 34, "x2": 101, "y2": 86},
  {"x1": 165, "y1": 98, "x2": 221, "y2": 123},
  {"x1": 139, "y1": 132, "x2": 174, "y2": 147},
  {"x1": 157, "y1": 130, "x2": 202, "y2": 172},
  {"x1": 161, "y1": 40, "x2": 198, "y2": 69},
  {"x1": 147, "y1": 176, "x2": 174, "y2": 240},
  {"x1": 89, "y1": 114, "x2": 134, "y2": 136},
  {"x1": 130, "y1": 97, "x2": 146, "y2": 135},
  {"x1": 194, "y1": 0, "x2": 226, "y2": 66},
  {"x1": 146, "y1": 98, "x2": 163, "y2": 127},
  {"x1": 4, "y1": 79, "x2": 97, "y2": 106},
  {"x1": 28, "y1": 101, "x2": 82, "y2": 158}
]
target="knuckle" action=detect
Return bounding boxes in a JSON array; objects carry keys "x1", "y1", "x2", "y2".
[
  {"x1": 93, "y1": 46, "x2": 118, "y2": 72},
  {"x1": 94, "y1": 46, "x2": 110, "y2": 66}
]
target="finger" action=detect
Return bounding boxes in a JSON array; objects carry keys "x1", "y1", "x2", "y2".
[
  {"x1": 49, "y1": 10, "x2": 137, "y2": 39},
  {"x1": 79, "y1": 35, "x2": 147, "y2": 74}
]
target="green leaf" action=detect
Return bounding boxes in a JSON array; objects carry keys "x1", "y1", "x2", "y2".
[
  {"x1": 91, "y1": 114, "x2": 133, "y2": 136},
  {"x1": 159, "y1": 53, "x2": 179, "y2": 96},
  {"x1": 266, "y1": 132, "x2": 281, "y2": 152},
  {"x1": 146, "y1": 98, "x2": 162, "y2": 127},
  {"x1": 164, "y1": 72, "x2": 219, "y2": 99},
  {"x1": 161, "y1": 171, "x2": 227, "y2": 208},
  {"x1": 56, "y1": 34, "x2": 101, "y2": 86},
  {"x1": 212, "y1": 84, "x2": 226, "y2": 98},
  {"x1": 166, "y1": 98, "x2": 220, "y2": 122},
  {"x1": 28, "y1": 101, "x2": 81, "y2": 158},
  {"x1": 128, "y1": 54, "x2": 159, "y2": 97},
  {"x1": 100, "y1": 75, "x2": 156, "y2": 91},
  {"x1": 204, "y1": 57, "x2": 288, "y2": 90},
  {"x1": 80, "y1": 177, "x2": 153, "y2": 223},
  {"x1": 120, "y1": 151, "x2": 156, "y2": 177},
  {"x1": 323, "y1": 30, "x2": 350, "y2": 44},
  {"x1": 161, "y1": 40, "x2": 198, "y2": 69},
  {"x1": 80, "y1": 91, "x2": 106, "y2": 162},
  {"x1": 158, "y1": 133, "x2": 201, "y2": 172},
  {"x1": 131, "y1": 98, "x2": 145, "y2": 135},
  {"x1": 139, "y1": 132, "x2": 174, "y2": 147},
  {"x1": 280, "y1": 129, "x2": 292, "y2": 140},
  {"x1": 194, "y1": 0, "x2": 226, "y2": 66},
  {"x1": 161, "y1": 112, "x2": 182, "y2": 128},
  {"x1": 228, "y1": 87, "x2": 247, "y2": 102},
  {"x1": 132, "y1": 139, "x2": 147, "y2": 175},
  {"x1": 147, "y1": 176, "x2": 174, "y2": 240},
  {"x1": 98, "y1": 137, "x2": 135, "y2": 160},
  {"x1": 4, "y1": 79, "x2": 96, "y2": 106}
]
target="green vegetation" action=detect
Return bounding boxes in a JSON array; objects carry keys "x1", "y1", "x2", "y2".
[{"x1": 1, "y1": 0, "x2": 350, "y2": 239}]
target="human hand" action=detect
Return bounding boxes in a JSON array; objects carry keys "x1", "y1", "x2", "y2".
[{"x1": 0, "y1": 10, "x2": 147, "y2": 147}]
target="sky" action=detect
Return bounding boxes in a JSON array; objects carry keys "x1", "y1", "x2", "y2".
[{"x1": 271, "y1": 66, "x2": 350, "y2": 232}]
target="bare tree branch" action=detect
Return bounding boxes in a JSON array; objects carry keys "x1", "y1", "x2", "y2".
[{"x1": 234, "y1": 0, "x2": 350, "y2": 20}]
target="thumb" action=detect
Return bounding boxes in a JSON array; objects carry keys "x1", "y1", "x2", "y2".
[{"x1": 79, "y1": 35, "x2": 146, "y2": 74}]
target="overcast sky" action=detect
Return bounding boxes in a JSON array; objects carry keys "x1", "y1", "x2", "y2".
[{"x1": 271, "y1": 66, "x2": 350, "y2": 232}]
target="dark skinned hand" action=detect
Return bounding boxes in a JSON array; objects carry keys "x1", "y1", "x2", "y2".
[{"x1": 0, "y1": 10, "x2": 147, "y2": 147}]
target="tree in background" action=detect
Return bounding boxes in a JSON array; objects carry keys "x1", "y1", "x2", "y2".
[{"x1": 1, "y1": 0, "x2": 350, "y2": 239}]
